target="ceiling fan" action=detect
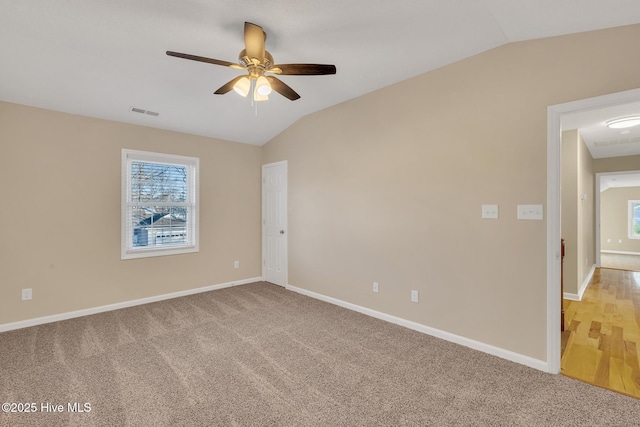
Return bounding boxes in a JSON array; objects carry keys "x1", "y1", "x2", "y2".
[{"x1": 167, "y1": 22, "x2": 336, "y2": 102}]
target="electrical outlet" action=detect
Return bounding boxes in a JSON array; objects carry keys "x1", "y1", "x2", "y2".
[
  {"x1": 411, "y1": 290, "x2": 419, "y2": 303},
  {"x1": 373, "y1": 282, "x2": 379, "y2": 293},
  {"x1": 22, "y1": 288, "x2": 32, "y2": 301},
  {"x1": 234, "y1": 260, "x2": 239, "y2": 269}
]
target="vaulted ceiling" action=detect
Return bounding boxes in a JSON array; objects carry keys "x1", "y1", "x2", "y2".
[{"x1": 2, "y1": 1, "x2": 640, "y2": 146}]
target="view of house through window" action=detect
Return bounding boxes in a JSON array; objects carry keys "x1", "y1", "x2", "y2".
[
  {"x1": 122, "y1": 150, "x2": 199, "y2": 259},
  {"x1": 631, "y1": 200, "x2": 640, "y2": 239}
]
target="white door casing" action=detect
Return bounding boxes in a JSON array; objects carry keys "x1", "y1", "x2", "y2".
[
  {"x1": 262, "y1": 161, "x2": 288, "y2": 286},
  {"x1": 547, "y1": 88, "x2": 640, "y2": 374}
]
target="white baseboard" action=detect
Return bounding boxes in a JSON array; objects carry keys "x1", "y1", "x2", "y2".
[
  {"x1": 286, "y1": 284, "x2": 549, "y2": 373},
  {"x1": 601, "y1": 250, "x2": 640, "y2": 256},
  {"x1": 0, "y1": 277, "x2": 263, "y2": 333},
  {"x1": 563, "y1": 264, "x2": 595, "y2": 301}
]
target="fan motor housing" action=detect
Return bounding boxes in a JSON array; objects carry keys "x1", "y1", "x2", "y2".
[{"x1": 239, "y1": 49, "x2": 274, "y2": 70}]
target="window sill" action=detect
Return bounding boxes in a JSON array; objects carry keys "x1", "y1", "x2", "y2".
[{"x1": 121, "y1": 245, "x2": 199, "y2": 260}]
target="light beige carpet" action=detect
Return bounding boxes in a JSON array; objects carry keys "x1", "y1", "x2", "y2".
[
  {"x1": 1, "y1": 282, "x2": 639, "y2": 426},
  {"x1": 600, "y1": 252, "x2": 640, "y2": 271}
]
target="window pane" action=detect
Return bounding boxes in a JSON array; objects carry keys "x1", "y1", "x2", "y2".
[
  {"x1": 122, "y1": 149, "x2": 198, "y2": 260},
  {"x1": 131, "y1": 162, "x2": 187, "y2": 203},
  {"x1": 634, "y1": 202, "x2": 640, "y2": 237},
  {"x1": 130, "y1": 206, "x2": 188, "y2": 248}
]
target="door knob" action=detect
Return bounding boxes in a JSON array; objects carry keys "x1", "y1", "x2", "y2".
[{"x1": 280, "y1": 230, "x2": 285, "y2": 234}]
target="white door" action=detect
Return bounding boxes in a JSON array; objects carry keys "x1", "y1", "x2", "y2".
[{"x1": 262, "y1": 161, "x2": 287, "y2": 286}]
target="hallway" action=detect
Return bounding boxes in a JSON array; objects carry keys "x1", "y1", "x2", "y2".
[{"x1": 561, "y1": 268, "x2": 640, "y2": 398}]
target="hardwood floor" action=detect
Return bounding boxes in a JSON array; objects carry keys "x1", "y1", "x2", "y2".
[{"x1": 561, "y1": 268, "x2": 640, "y2": 399}]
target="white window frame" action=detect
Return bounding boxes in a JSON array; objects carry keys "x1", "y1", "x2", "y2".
[
  {"x1": 630, "y1": 200, "x2": 640, "y2": 240},
  {"x1": 121, "y1": 149, "x2": 199, "y2": 259}
]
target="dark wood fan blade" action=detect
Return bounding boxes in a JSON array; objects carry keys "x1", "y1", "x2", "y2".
[
  {"x1": 268, "y1": 76, "x2": 300, "y2": 101},
  {"x1": 166, "y1": 51, "x2": 245, "y2": 70},
  {"x1": 214, "y1": 76, "x2": 246, "y2": 95},
  {"x1": 244, "y1": 22, "x2": 265, "y2": 63},
  {"x1": 269, "y1": 64, "x2": 336, "y2": 75}
]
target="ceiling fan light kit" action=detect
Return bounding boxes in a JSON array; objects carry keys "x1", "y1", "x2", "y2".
[
  {"x1": 167, "y1": 22, "x2": 336, "y2": 102},
  {"x1": 233, "y1": 77, "x2": 251, "y2": 97},
  {"x1": 256, "y1": 76, "x2": 272, "y2": 96},
  {"x1": 253, "y1": 86, "x2": 269, "y2": 102}
]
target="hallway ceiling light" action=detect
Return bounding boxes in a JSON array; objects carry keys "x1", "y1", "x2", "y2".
[{"x1": 605, "y1": 116, "x2": 640, "y2": 129}]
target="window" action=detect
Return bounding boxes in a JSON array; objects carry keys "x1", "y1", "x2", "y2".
[
  {"x1": 122, "y1": 149, "x2": 199, "y2": 259},
  {"x1": 630, "y1": 200, "x2": 640, "y2": 240}
]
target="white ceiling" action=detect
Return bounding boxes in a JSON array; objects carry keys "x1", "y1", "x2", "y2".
[
  {"x1": 562, "y1": 101, "x2": 640, "y2": 159},
  {"x1": 2, "y1": 1, "x2": 640, "y2": 146},
  {"x1": 600, "y1": 172, "x2": 640, "y2": 191},
  {"x1": 563, "y1": 103, "x2": 640, "y2": 189}
]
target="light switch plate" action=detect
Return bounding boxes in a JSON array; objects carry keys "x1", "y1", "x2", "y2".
[
  {"x1": 481, "y1": 204, "x2": 499, "y2": 219},
  {"x1": 517, "y1": 204, "x2": 544, "y2": 220}
]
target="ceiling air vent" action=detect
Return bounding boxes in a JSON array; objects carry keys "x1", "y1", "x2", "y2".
[
  {"x1": 130, "y1": 107, "x2": 159, "y2": 117},
  {"x1": 594, "y1": 137, "x2": 640, "y2": 147}
]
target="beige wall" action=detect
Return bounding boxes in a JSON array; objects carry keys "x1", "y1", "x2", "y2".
[
  {"x1": 578, "y1": 131, "x2": 596, "y2": 287},
  {"x1": 560, "y1": 128, "x2": 598, "y2": 296},
  {"x1": 601, "y1": 187, "x2": 640, "y2": 253},
  {"x1": 262, "y1": 24, "x2": 640, "y2": 361},
  {"x1": 561, "y1": 130, "x2": 579, "y2": 295},
  {"x1": 0, "y1": 102, "x2": 262, "y2": 324},
  {"x1": 595, "y1": 155, "x2": 640, "y2": 173}
]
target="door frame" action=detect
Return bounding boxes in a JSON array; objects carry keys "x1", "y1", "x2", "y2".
[
  {"x1": 547, "y1": 88, "x2": 640, "y2": 374},
  {"x1": 262, "y1": 160, "x2": 288, "y2": 286}
]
